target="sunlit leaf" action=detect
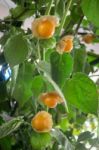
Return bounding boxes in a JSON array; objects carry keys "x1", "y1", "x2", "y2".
[{"x1": 63, "y1": 73, "x2": 98, "y2": 114}]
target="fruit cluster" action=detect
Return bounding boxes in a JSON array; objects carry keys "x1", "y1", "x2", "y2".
[
  {"x1": 31, "y1": 92, "x2": 63, "y2": 133},
  {"x1": 31, "y1": 15, "x2": 74, "y2": 54},
  {"x1": 31, "y1": 15, "x2": 74, "y2": 133}
]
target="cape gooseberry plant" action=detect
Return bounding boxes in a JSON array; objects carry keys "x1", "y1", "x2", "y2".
[{"x1": 0, "y1": 0, "x2": 99, "y2": 150}]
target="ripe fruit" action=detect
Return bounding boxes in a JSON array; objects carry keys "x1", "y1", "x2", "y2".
[
  {"x1": 40, "y1": 92, "x2": 63, "y2": 108},
  {"x1": 37, "y1": 20, "x2": 55, "y2": 38},
  {"x1": 32, "y1": 15, "x2": 59, "y2": 39},
  {"x1": 56, "y1": 35, "x2": 74, "y2": 54},
  {"x1": 31, "y1": 111, "x2": 53, "y2": 133},
  {"x1": 82, "y1": 33, "x2": 94, "y2": 44}
]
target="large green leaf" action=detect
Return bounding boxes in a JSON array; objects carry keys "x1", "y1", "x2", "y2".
[
  {"x1": 13, "y1": 62, "x2": 34, "y2": 107},
  {"x1": 81, "y1": 0, "x2": 99, "y2": 27},
  {"x1": 30, "y1": 131, "x2": 51, "y2": 150},
  {"x1": 0, "y1": 116, "x2": 24, "y2": 139},
  {"x1": 63, "y1": 73, "x2": 98, "y2": 114},
  {"x1": 50, "y1": 52, "x2": 73, "y2": 88},
  {"x1": 4, "y1": 33, "x2": 31, "y2": 66}
]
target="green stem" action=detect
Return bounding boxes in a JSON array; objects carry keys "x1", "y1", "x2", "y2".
[
  {"x1": 37, "y1": 40, "x2": 41, "y2": 60},
  {"x1": 57, "y1": 0, "x2": 72, "y2": 36},
  {"x1": 43, "y1": 48, "x2": 46, "y2": 61},
  {"x1": 97, "y1": 97, "x2": 99, "y2": 142},
  {"x1": 74, "y1": 15, "x2": 84, "y2": 36},
  {"x1": 54, "y1": 0, "x2": 59, "y2": 14},
  {"x1": 45, "y1": 0, "x2": 53, "y2": 15},
  {"x1": 35, "y1": 61, "x2": 69, "y2": 113}
]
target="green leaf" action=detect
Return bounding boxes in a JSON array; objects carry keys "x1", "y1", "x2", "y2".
[
  {"x1": 63, "y1": 73, "x2": 98, "y2": 114},
  {"x1": 0, "y1": 137, "x2": 12, "y2": 150},
  {"x1": 71, "y1": 5, "x2": 83, "y2": 23},
  {"x1": 10, "y1": 6, "x2": 25, "y2": 18},
  {"x1": 73, "y1": 48, "x2": 87, "y2": 73},
  {"x1": 30, "y1": 131, "x2": 51, "y2": 150},
  {"x1": 4, "y1": 33, "x2": 31, "y2": 66},
  {"x1": 78, "y1": 131, "x2": 93, "y2": 142},
  {"x1": 10, "y1": 4, "x2": 35, "y2": 21},
  {"x1": 0, "y1": 116, "x2": 24, "y2": 139},
  {"x1": 81, "y1": 0, "x2": 99, "y2": 27},
  {"x1": 50, "y1": 52, "x2": 73, "y2": 87},
  {"x1": 55, "y1": 0, "x2": 65, "y2": 18},
  {"x1": 59, "y1": 117, "x2": 69, "y2": 132},
  {"x1": 51, "y1": 128, "x2": 74, "y2": 150},
  {"x1": 40, "y1": 37, "x2": 56, "y2": 50},
  {"x1": 13, "y1": 62, "x2": 34, "y2": 107},
  {"x1": 32, "y1": 75, "x2": 44, "y2": 97}
]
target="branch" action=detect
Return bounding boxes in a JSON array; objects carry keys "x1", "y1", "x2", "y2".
[
  {"x1": 74, "y1": 15, "x2": 84, "y2": 35},
  {"x1": 87, "y1": 51, "x2": 99, "y2": 58},
  {"x1": 45, "y1": 0, "x2": 53, "y2": 15},
  {"x1": 57, "y1": 0, "x2": 73, "y2": 36}
]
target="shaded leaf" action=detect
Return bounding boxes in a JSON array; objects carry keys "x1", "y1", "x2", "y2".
[
  {"x1": 73, "y1": 48, "x2": 87, "y2": 73},
  {"x1": 0, "y1": 136, "x2": 12, "y2": 150},
  {"x1": 0, "y1": 82, "x2": 7, "y2": 102},
  {"x1": 13, "y1": 62, "x2": 34, "y2": 107},
  {"x1": 76, "y1": 143, "x2": 87, "y2": 150},
  {"x1": 4, "y1": 33, "x2": 31, "y2": 66},
  {"x1": 78, "y1": 131, "x2": 94, "y2": 142},
  {"x1": 50, "y1": 52, "x2": 73, "y2": 88},
  {"x1": 0, "y1": 116, "x2": 24, "y2": 139}
]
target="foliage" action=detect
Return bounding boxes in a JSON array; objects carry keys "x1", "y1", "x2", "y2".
[{"x1": 0, "y1": 0, "x2": 99, "y2": 150}]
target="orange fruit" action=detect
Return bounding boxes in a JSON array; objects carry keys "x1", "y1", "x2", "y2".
[
  {"x1": 56, "y1": 35, "x2": 74, "y2": 54},
  {"x1": 40, "y1": 92, "x2": 63, "y2": 108},
  {"x1": 31, "y1": 15, "x2": 59, "y2": 39},
  {"x1": 82, "y1": 34, "x2": 94, "y2": 44},
  {"x1": 37, "y1": 20, "x2": 55, "y2": 38},
  {"x1": 63, "y1": 39, "x2": 73, "y2": 52},
  {"x1": 31, "y1": 111, "x2": 53, "y2": 133}
]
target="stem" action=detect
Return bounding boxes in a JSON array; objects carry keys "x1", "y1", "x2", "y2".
[
  {"x1": 45, "y1": 0, "x2": 53, "y2": 15},
  {"x1": 35, "y1": 61, "x2": 69, "y2": 113},
  {"x1": 57, "y1": 0, "x2": 72, "y2": 36},
  {"x1": 54, "y1": 0, "x2": 59, "y2": 14},
  {"x1": 74, "y1": 15, "x2": 84, "y2": 36},
  {"x1": 37, "y1": 40, "x2": 41, "y2": 60},
  {"x1": 43, "y1": 48, "x2": 46, "y2": 61},
  {"x1": 97, "y1": 95, "x2": 99, "y2": 143},
  {"x1": 87, "y1": 51, "x2": 99, "y2": 58}
]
